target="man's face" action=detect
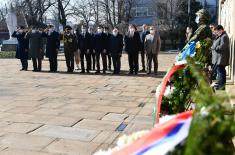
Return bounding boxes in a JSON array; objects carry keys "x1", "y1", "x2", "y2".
[
  {"x1": 217, "y1": 29, "x2": 223, "y2": 36},
  {"x1": 143, "y1": 25, "x2": 147, "y2": 31},
  {"x1": 113, "y1": 28, "x2": 118, "y2": 33},
  {"x1": 65, "y1": 29, "x2": 71, "y2": 33},
  {"x1": 97, "y1": 27, "x2": 103, "y2": 33}
]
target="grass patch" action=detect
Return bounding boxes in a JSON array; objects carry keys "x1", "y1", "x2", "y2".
[{"x1": 0, "y1": 51, "x2": 16, "y2": 58}]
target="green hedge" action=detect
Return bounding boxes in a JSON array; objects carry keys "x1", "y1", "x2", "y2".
[{"x1": 0, "y1": 51, "x2": 16, "y2": 58}]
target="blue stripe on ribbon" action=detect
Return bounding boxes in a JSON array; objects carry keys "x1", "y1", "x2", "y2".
[{"x1": 135, "y1": 123, "x2": 184, "y2": 155}]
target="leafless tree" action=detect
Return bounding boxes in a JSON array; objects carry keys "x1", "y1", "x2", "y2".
[
  {"x1": 93, "y1": 0, "x2": 136, "y2": 28},
  {"x1": 4, "y1": 0, "x2": 56, "y2": 26},
  {"x1": 57, "y1": 0, "x2": 72, "y2": 28},
  {"x1": 72, "y1": 0, "x2": 94, "y2": 26}
]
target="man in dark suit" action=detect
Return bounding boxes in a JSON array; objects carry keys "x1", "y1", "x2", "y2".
[
  {"x1": 125, "y1": 24, "x2": 142, "y2": 75},
  {"x1": 88, "y1": 27, "x2": 95, "y2": 70},
  {"x1": 140, "y1": 24, "x2": 150, "y2": 72},
  {"x1": 104, "y1": 27, "x2": 112, "y2": 71},
  {"x1": 12, "y1": 26, "x2": 29, "y2": 71},
  {"x1": 94, "y1": 25, "x2": 107, "y2": 74},
  {"x1": 109, "y1": 27, "x2": 123, "y2": 74},
  {"x1": 43, "y1": 25, "x2": 60, "y2": 72},
  {"x1": 77, "y1": 26, "x2": 91, "y2": 73}
]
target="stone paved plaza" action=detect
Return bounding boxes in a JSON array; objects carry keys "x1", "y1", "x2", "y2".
[{"x1": 0, "y1": 53, "x2": 176, "y2": 155}]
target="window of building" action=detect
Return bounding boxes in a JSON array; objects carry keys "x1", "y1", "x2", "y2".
[
  {"x1": 135, "y1": 7, "x2": 154, "y2": 17},
  {"x1": 136, "y1": 7, "x2": 148, "y2": 17}
]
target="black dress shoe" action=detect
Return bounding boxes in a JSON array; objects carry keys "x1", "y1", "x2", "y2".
[
  {"x1": 147, "y1": 72, "x2": 151, "y2": 75},
  {"x1": 95, "y1": 71, "x2": 100, "y2": 74},
  {"x1": 128, "y1": 72, "x2": 133, "y2": 75},
  {"x1": 80, "y1": 70, "x2": 85, "y2": 73},
  {"x1": 103, "y1": 70, "x2": 106, "y2": 74},
  {"x1": 140, "y1": 69, "x2": 146, "y2": 72}
]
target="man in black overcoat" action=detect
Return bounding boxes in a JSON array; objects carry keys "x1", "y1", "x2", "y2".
[
  {"x1": 77, "y1": 26, "x2": 92, "y2": 73},
  {"x1": 109, "y1": 27, "x2": 123, "y2": 74},
  {"x1": 43, "y1": 25, "x2": 60, "y2": 72},
  {"x1": 12, "y1": 26, "x2": 29, "y2": 71},
  {"x1": 124, "y1": 24, "x2": 142, "y2": 75},
  {"x1": 94, "y1": 25, "x2": 107, "y2": 74}
]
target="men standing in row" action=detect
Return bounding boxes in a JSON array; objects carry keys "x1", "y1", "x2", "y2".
[
  {"x1": 77, "y1": 26, "x2": 92, "y2": 73},
  {"x1": 43, "y1": 25, "x2": 60, "y2": 72},
  {"x1": 140, "y1": 24, "x2": 150, "y2": 72},
  {"x1": 12, "y1": 26, "x2": 29, "y2": 71},
  {"x1": 104, "y1": 27, "x2": 112, "y2": 71},
  {"x1": 62, "y1": 25, "x2": 78, "y2": 73},
  {"x1": 109, "y1": 27, "x2": 123, "y2": 74},
  {"x1": 94, "y1": 25, "x2": 107, "y2": 74},
  {"x1": 144, "y1": 26, "x2": 161, "y2": 75},
  {"x1": 25, "y1": 27, "x2": 44, "y2": 72},
  {"x1": 125, "y1": 24, "x2": 142, "y2": 75}
]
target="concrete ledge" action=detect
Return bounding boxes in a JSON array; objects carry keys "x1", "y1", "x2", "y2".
[{"x1": 1, "y1": 44, "x2": 16, "y2": 51}]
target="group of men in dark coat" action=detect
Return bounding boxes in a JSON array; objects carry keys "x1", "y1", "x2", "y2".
[
  {"x1": 12, "y1": 24, "x2": 161, "y2": 75},
  {"x1": 12, "y1": 25, "x2": 60, "y2": 72}
]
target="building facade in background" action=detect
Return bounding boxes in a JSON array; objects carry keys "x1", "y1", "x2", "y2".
[
  {"x1": 218, "y1": 0, "x2": 235, "y2": 85},
  {"x1": 130, "y1": 0, "x2": 218, "y2": 27},
  {"x1": 129, "y1": 0, "x2": 154, "y2": 26}
]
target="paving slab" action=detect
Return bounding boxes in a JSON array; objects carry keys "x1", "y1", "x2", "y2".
[
  {"x1": 0, "y1": 133, "x2": 55, "y2": 151},
  {"x1": 0, "y1": 148, "x2": 59, "y2": 155},
  {"x1": 31, "y1": 125, "x2": 99, "y2": 141},
  {"x1": 44, "y1": 139, "x2": 100, "y2": 155},
  {"x1": 74, "y1": 119, "x2": 122, "y2": 131},
  {"x1": 1, "y1": 122, "x2": 43, "y2": 134}
]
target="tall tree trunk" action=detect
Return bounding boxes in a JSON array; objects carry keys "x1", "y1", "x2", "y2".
[
  {"x1": 57, "y1": 0, "x2": 66, "y2": 28},
  {"x1": 112, "y1": 0, "x2": 116, "y2": 26}
]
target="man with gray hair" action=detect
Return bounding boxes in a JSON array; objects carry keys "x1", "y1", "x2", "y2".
[{"x1": 144, "y1": 26, "x2": 161, "y2": 75}]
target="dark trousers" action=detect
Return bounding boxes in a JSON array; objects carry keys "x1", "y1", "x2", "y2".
[
  {"x1": 108, "y1": 54, "x2": 112, "y2": 70},
  {"x1": 32, "y1": 58, "x2": 42, "y2": 71},
  {"x1": 20, "y1": 59, "x2": 28, "y2": 70},
  {"x1": 49, "y1": 56, "x2": 57, "y2": 72},
  {"x1": 211, "y1": 64, "x2": 217, "y2": 80},
  {"x1": 65, "y1": 52, "x2": 74, "y2": 72},
  {"x1": 141, "y1": 50, "x2": 145, "y2": 70},
  {"x1": 96, "y1": 50, "x2": 107, "y2": 72},
  {"x1": 112, "y1": 55, "x2": 121, "y2": 74},
  {"x1": 146, "y1": 53, "x2": 158, "y2": 73},
  {"x1": 216, "y1": 65, "x2": 226, "y2": 88},
  {"x1": 128, "y1": 52, "x2": 139, "y2": 73},
  {"x1": 80, "y1": 50, "x2": 91, "y2": 72},
  {"x1": 91, "y1": 52, "x2": 96, "y2": 70}
]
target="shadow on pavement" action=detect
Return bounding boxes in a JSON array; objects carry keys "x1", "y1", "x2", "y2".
[{"x1": 34, "y1": 70, "x2": 167, "y2": 78}]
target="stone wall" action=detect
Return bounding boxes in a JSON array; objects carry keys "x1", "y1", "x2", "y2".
[{"x1": 219, "y1": 0, "x2": 235, "y2": 85}]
